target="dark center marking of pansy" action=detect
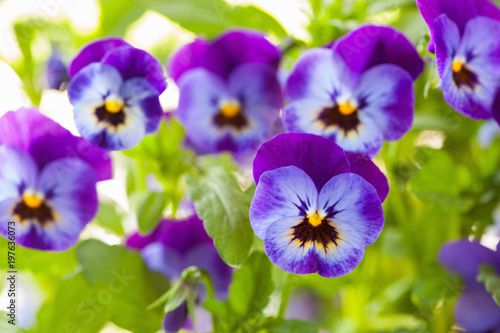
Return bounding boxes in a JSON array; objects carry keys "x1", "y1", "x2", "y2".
[
  {"x1": 213, "y1": 101, "x2": 248, "y2": 130},
  {"x1": 290, "y1": 211, "x2": 340, "y2": 252},
  {"x1": 95, "y1": 99, "x2": 126, "y2": 127},
  {"x1": 452, "y1": 60, "x2": 478, "y2": 89},
  {"x1": 318, "y1": 101, "x2": 360, "y2": 134},
  {"x1": 12, "y1": 193, "x2": 54, "y2": 226}
]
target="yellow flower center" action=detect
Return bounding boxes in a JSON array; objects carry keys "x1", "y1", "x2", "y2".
[
  {"x1": 307, "y1": 211, "x2": 323, "y2": 227},
  {"x1": 452, "y1": 60, "x2": 463, "y2": 73},
  {"x1": 220, "y1": 102, "x2": 241, "y2": 118},
  {"x1": 105, "y1": 99, "x2": 123, "y2": 113},
  {"x1": 338, "y1": 101, "x2": 357, "y2": 116},
  {"x1": 23, "y1": 194, "x2": 43, "y2": 209}
]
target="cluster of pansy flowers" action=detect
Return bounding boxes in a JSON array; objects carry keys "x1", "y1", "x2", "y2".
[{"x1": 1, "y1": 2, "x2": 500, "y2": 330}]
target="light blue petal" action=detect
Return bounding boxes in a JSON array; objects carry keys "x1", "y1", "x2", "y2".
[
  {"x1": 0, "y1": 145, "x2": 37, "y2": 202},
  {"x1": 250, "y1": 165, "x2": 318, "y2": 239},
  {"x1": 354, "y1": 64, "x2": 414, "y2": 141},
  {"x1": 282, "y1": 99, "x2": 335, "y2": 135},
  {"x1": 177, "y1": 68, "x2": 231, "y2": 153},
  {"x1": 32, "y1": 158, "x2": 98, "y2": 251},
  {"x1": 264, "y1": 216, "x2": 318, "y2": 275},
  {"x1": 141, "y1": 242, "x2": 184, "y2": 279},
  {"x1": 285, "y1": 48, "x2": 355, "y2": 102},
  {"x1": 318, "y1": 173, "x2": 384, "y2": 246},
  {"x1": 333, "y1": 114, "x2": 385, "y2": 158}
]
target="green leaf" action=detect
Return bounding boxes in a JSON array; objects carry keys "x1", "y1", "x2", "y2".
[
  {"x1": 142, "y1": 0, "x2": 286, "y2": 38},
  {"x1": 411, "y1": 265, "x2": 456, "y2": 307},
  {"x1": 185, "y1": 156, "x2": 253, "y2": 266},
  {"x1": 94, "y1": 202, "x2": 125, "y2": 235},
  {"x1": 136, "y1": 191, "x2": 167, "y2": 234},
  {"x1": 32, "y1": 273, "x2": 110, "y2": 333},
  {"x1": 204, "y1": 252, "x2": 273, "y2": 331},
  {"x1": 477, "y1": 265, "x2": 500, "y2": 306},
  {"x1": 76, "y1": 239, "x2": 168, "y2": 333},
  {"x1": 97, "y1": 0, "x2": 145, "y2": 37},
  {"x1": 409, "y1": 148, "x2": 473, "y2": 211},
  {"x1": 268, "y1": 319, "x2": 320, "y2": 333}
]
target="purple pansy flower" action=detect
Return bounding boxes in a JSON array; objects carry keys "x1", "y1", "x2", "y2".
[
  {"x1": 126, "y1": 215, "x2": 232, "y2": 333},
  {"x1": 67, "y1": 37, "x2": 166, "y2": 151},
  {"x1": 249, "y1": 133, "x2": 386, "y2": 277},
  {"x1": 0, "y1": 108, "x2": 112, "y2": 251},
  {"x1": 439, "y1": 240, "x2": 500, "y2": 332},
  {"x1": 46, "y1": 51, "x2": 69, "y2": 90},
  {"x1": 417, "y1": 0, "x2": 500, "y2": 120},
  {"x1": 283, "y1": 25, "x2": 424, "y2": 157},
  {"x1": 169, "y1": 29, "x2": 283, "y2": 154}
]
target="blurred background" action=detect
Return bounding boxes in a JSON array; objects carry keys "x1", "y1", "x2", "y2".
[{"x1": 1, "y1": 0, "x2": 500, "y2": 332}]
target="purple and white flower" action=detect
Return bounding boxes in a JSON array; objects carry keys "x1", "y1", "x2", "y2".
[
  {"x1": 283, "y1": 25, "x2": 423, "y2": 157},
  {"x1": 439, "y1": 239, "x2": 500, "y2": 332},
  {"x1": 417, "y1": 0, "x2": 500, "y2": 120},
  {"x1": 169, "y1": 29, "x2": 283, "y2": 155},
  {"x1": 67, "y1": 38, "x2": 166, "y2": 151},
  {"x1": 250, "y1": 133, "x2": 386, "y2": 277},
  {"x1": 126, "y1": 214, "x2": 232, "y2": 333},
  {"x1": 0, "y1": 108, "x2": 112, "y2": 251}
]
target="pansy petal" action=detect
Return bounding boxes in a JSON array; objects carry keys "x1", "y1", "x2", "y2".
[
  {"x1": 163, "y1": 301, "x2": 189, "y2": 333},
  {"x1": 313, "y1": 221, "x2": 366, "y2": 277},
  {"x1": 211, "y1": 30, "x2": 281, "y2": 76},
  {"x1": 250, "y1": 166, "x2": 318, "y2": 239},
  {"x1": 285, "y1": 48, "x2": 353, "y2": 101},
  {"x1": 454, "y1": 284, "x2": 500, "y2": 332},
  {"x1": 151, "y1": 216, "x2": 212, "y2": 254},
  {"x1": 228, "y1": 62, "x2": 283, "y2": 118},
  {"x1": 439, "y1": 239, "x2": 500, "y2": 282},
  {"x1": 13, "y1": 158, "x2": 98, "y2": 251},
  {"x1": 346, "y1": 152, "x2": 389, "y2": 202},
  {"x1": 282, "y1": 99, "x2": 335, "y2": 135},
  {"x1": 433, "y1": 14, "x2": 461, "y2": 79},
  {"x1": 141, "y1": 242, "x2": 184, "y2": 279},
  {"x1": 331, "y1": 24, "x2": 424, "y2": 79},
  {"x1": 0, "y1": 108, "x2": 112, "y2": 181},
  {"x1": 0, "y1": 145, "x2": 37, "y2": 202},
  {"x1": 263, "y1": 216, "x2": 366, "y2": 277},
  {"x1": 168, "y1": 39, "x2": 212, "y2": 83},
  {"x1": 120, "y1": 77, "x2": 163, "y2": 134},
  {"x1": 264, "y1": 216, "x2": 319, "y2": 275},
  {"x1": 416, "y1": 0, "x2": 477, "y2": 52},
  {"x1": 68, "y1": 63, "x2": 122, "y2": 105},
  {"x1": 253, "y1": 133, "x2": 350, "y2": 191},
  {"x1": 318, "y1": 173, "x2": 384, "y2": 246},
  {"x1": 177, "y1": 68, "x2": 231, "y2": 153},
  {"x1": 102, "y1": 46, "x2": 166, "y2": 94},
  {"x1": 169, "y1": 30, "x2": 281, "y2": 82},
  {"x1": 355, "y1": 64, "x2": 414, "y2": 141},
  {"x1": 476, "y1": 0, "x2": 500, "y2": 21},
  {"x1": 334, "y1": 114, "x2": 385, "y2": 158},
  {"x1": 68, "y1": 37, "x2": 130, "y2": 77}
]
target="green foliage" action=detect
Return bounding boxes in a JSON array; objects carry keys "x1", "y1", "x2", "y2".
[
  {"x1": 31, "y1": 273, "x2": 111, "y2": 333},
  {"x1": 76, "y1": 239, "x2": 168, "y2": 333},
  {"x1": 141, "y1": 0, "x2": 287, "y2": 38},
  {"x1": 186, "y1": 155, "x2": 254, "y2": 266},
  {"x1": 477, "y1": 265, "x2": 500, "y2": 306},
  {"x1": 136, "y1": 191, "x2": 168, "y2": 234},
  {"x1": 204, "y1": 252, "x2": 274, "y2": 332},
  {"x1": 94, "y1": 202, "x2": 125, "y2": 236}
]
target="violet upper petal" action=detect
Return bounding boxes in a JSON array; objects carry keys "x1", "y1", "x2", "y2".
[
  {"x1": 168, "y1": 29, "x2": 281, "y2": 82},
  {"x1": 253, "y1": 133, "x2": 350, "y2": 191},
  {"x1": 250, "y1": 165, "x2": 319, "y2": 239},
  {"x1": 0, "y1": 108, "x2": 112, "y2": 181},
  {"x1": 101, "y1": 45, "x2": 166, "y2": 94},
  {"x1": 345, "y1": 152, "x2": 389, "y2": 202},
  {"x1": 416, "y1": 0, "x2": 478, "y2": 52},
  {"x1": 331, "y1": 24, "x2": 424, "y2": 80},
  {"x1": 439, "y1": 239, "x2": 500, "y2": 282},
  {"x1": 68, "y1": 37, "x2": 130, "y2": 77},
  {"x1": 454, "y1": 283, "x2": 500, "y2": 332}
]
